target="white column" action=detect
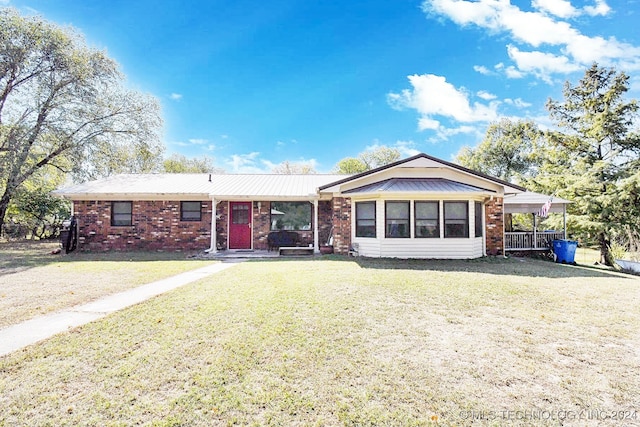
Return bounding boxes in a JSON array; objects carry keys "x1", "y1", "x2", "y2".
[
  {"x1": 313, "y1": 199, "x2": 319, "y2": 253},
  {"x1": 532, "y1": 213, "x2": 537, "y2": 249},
  {"x1": 208, "y1": 198, "x2": 217, "y2": 253},
  {"x1": 563, "y1": 204, "x2": 567, "y2": 240}
]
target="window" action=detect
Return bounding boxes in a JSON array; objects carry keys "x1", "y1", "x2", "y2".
[
  {"x1": 385, "y1": 201, "x2": 410, "y2": 238},
  {"x1": 111, "y1": 201, "x2": 132, "y2": 226},
  {"x1": 181, "y1": 201, "x2": 202, "y2": 221},
  {"x1": 415, "y1": 201, "x2": 439, "y2": 238},
  {"x1": 444, "y1": 201, "x2": 469, "y2": 238},
  {"x1": 270, "y1": 202, "x2": 312, "y2": 230},
  {"x1": 355, "y1": 202, "x2": 376, "y2": 238},
  {"x1": 474, "y1": 201, "x2": 483, "y2": 238}
]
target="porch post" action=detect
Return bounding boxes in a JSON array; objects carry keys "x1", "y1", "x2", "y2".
[
  {"x1": 209, "y1": 197, "x2": 217, "y2": 253},
  {"x1": 532, "y1": 213, "x2": 537, "y2": 249},
  {"x1": 313, "y1": 199, "x2": 319, "y2": 254},
  {"x1": 563, "y1": 204, "x2": 567, "y2": 239}
]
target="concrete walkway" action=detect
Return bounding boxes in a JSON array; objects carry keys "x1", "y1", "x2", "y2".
[{"x1": 0, "y1": 261, "x2": 241, "y2": 357}]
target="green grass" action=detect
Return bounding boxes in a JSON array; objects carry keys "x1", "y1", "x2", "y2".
[
  {"x1": 1, "y1": 257, "x2": 639, "y2": 426},
  {"x1": 0, "y1": 241, "x2": 217, "y2": 328}
]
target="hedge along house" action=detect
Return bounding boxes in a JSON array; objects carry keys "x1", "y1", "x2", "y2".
[{"x1": 54, "y1": 153, "x2": 529, "y2": 258}]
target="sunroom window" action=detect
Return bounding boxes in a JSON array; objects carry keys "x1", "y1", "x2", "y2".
[
  {"x1": 474, "y1": 201, "x2": 483, "y2": 238},
  {"x1": 444, "y1": 201, "x2": 469, "y2": 238},
  {"x1": 355, "y1": 201, "x2": 376, "y2": 237},
  {"x1": 415, "y1": 201, "x2": 439, "y2": 238},
  {"x1": 385, "y1": 201, "x2": 410, "y2": 238}
]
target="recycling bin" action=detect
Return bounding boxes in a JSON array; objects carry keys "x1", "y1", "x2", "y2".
[{"x1": 553, "y1": 239, "x2": 578, "y2": 264}]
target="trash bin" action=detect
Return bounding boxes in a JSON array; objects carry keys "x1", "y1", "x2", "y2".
[
  {"x1": 553, "y1": 239, "x2": 578, "y2": 264},
  {"x1": 60, "y1": 219, "x2": 71, "y2": 249}
]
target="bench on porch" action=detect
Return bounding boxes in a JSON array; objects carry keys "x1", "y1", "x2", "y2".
[
  {"x1": 278, "y1": 246, "x2": 314, "y2": 256},
  {"x1": 267, "y1": 230, "x2": 299, "y2": 251}
]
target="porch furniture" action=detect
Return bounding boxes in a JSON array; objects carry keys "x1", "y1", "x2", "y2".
[
  {"x1": 278, "y1": 246, "x2": 314, "y2": 256},
  {"x1": 267, "y1": 230, "x2": 300, "y2": 251}
]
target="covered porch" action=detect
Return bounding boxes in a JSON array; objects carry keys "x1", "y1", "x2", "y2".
[{"x1": 503, "y1": 192, "x2": 572, "y2": 251}]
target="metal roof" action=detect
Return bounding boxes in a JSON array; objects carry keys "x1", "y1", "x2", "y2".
[
  {"x1": 53, "y1": 173, "x2": 347, "y2": 199},
  {"x1": 53, "y1": 174, "x2": 214, "y2": 197},
  {"x1": 343, "y1": 178, "x2": 491, "y2": 194},
  {"x1": 209, "y1": 174, "x2": 346, "y2": 198},
  {"x1": 503, "y1": 191, "x2": 572, "y2": 214}
]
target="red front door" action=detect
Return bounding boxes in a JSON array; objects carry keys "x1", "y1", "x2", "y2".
[{"x1": 229, "y1": 202, "x2": 252, "y2": 249}]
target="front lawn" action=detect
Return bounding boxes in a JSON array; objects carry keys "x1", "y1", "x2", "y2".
[
  {"x1": 1, "y1": 257, "x2": 638, "y2": 426},
  {"x1": 0, "y1": 241, "x2": 217, "y2": 328}
]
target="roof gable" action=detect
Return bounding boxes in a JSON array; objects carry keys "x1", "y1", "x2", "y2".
[{"x1": 319, "y1": 153, "x2": 526, "y2": 194}]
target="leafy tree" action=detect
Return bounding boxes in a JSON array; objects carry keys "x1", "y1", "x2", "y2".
[
  {"x1": 0, "y1": 8, "x2": 162, "y2": 236},
  {"x1": 7, "y1": 179, "x2": 70, "y2": 239},
  {"x1": 334, "y1": 146, "x2": 401, "y2": 174},
  {"x1": 543, "y1": 64, "x2": 640, "y2": 265},
  {"x1": 334, "y1": 157, "x2": 368, "y2": 174},
  {"x1": 163, "y1": 154, "x2": 223, "y2": 173},
  {"x1": 271, "y1": 160, "x2": 316, "y2": 174},
  {"x1": 456, "y1": 119, "x2": 544, "y2": 182}
]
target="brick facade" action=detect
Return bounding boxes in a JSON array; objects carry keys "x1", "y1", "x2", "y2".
[
  {"x1": 331, "y1": 197, "x2": 351, "y2": 255},
  {"x1": 74, "y1": 200, "x2": 212, "y2": 251},
  {"x1": 485, "y1": 197, "x2": 504, "y2": 256}
]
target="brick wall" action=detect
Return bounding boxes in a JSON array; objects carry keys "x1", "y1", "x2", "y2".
[
  {"x1": 331, "y1": 197, "x2": 351, "y2": 254},
  {"x1": 485, "y1": 197, "x2": 504, "y2": 256},
  {"x1": 74, "y1": 200, "x2": 211, "y2": 251}
]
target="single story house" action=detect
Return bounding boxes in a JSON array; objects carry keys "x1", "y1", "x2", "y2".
[{"x1": 53, "y1": 153, "x2": 566, "y2": 259}]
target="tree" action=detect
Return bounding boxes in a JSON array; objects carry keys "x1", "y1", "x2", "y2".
[
  {"x1": 271, "y1": 160, "x2": 316, "y2": 174},
  {"x1": 0, "y1": 8, "x2": 163, "y2": 235},
  {"x1": 544, "y1": 64, "x2": 640, "y2": 265},
  {"x1": 162, "y1": 153, "x2": 223, "y2": 173},
  {"x1": 334, "y1": 157, "x2": 368, "y2": 174},
  {"x1": 456, "y1": 119, "x2": 544, "y2": 182},
  {"x1": 334, "y1": 146, "x2": 401, "y2": 174}
]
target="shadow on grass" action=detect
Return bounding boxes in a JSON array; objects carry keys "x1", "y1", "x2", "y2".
[
  {"x1": 0, "y1": 240, "x2": 206, "y2": 276},
  {"x1": 252, "y1": 253, "x2": 631, "y2": 280}
]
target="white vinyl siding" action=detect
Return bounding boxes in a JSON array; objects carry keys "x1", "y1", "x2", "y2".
[{"x1": 351, "y1": 199, "x2": 485, "y2": 259}]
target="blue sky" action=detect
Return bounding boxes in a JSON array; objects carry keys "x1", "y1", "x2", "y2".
[{"x1": 4, "y1": 0, "x2": 640, "y2": 172}]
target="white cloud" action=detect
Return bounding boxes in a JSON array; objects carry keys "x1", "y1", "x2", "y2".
[
  {"x1": 422, "y1": 0, "x2": 640, "y2": 79},
  {"x1": 473, "y1": 65, "x2": 492, "y2": 75},
  {"x1": 226, "y1": 152, "x2": 264, "y2": 173},
  {"x1": 188, "y1": 138, "x2": 207, "y2": 145},
  {"x1": 504, "y1": 98, "x2": 532, "y2": 108},
  {"x1": 507, "y1": 45, "x2": 581, "y2": 82},
  {"x1": 532, "y1": 0, "x2": 578, "y2": 18},
  {"x1": 584, "y1": 0, "x2": 611, "y2": 16},
  {"x1": 477, "y1": 90, "x2": 497, "y2": 100},
  {"x1": 169, "y1": 93, "x2": 182, "y2": 100},
  {"x1": 394, "y1": 140, "x2": 421, "y2": 157},
  {"x1": 388, "y1": 74, "x2": 499, "y2": 131}
]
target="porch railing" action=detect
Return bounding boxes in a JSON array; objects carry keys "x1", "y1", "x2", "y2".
[{"x1": 505, "y1": 231, "x2": 565, "y2": 250}]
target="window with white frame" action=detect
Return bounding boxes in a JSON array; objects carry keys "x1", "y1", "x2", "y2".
[
  {"x1": 385, "y1": 201, "x2": 410, "y2": 238},
  {"x1": 415, "y1": 201, "x2": 439, "y2": 238},
  {"x1": 355, "y1": 201, "x2": 376, "y2": 237},
  {"x1": 444, "y1": 201, "x2": 469, "y2": 238},
  {"x1": 111, "y1": 201, "x2": 132, "y2": 226},
  {"x1": 181, "y1": 201, "x2": 202, "y2": 221},
  {"x1": 474, "y1": 201, "x2": 483, "y2": 238}
]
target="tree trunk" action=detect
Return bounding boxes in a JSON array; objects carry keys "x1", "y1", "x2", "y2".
[
  {"x1": 599, "y1": 231, "x2": 615, "y2": 266},
  {"x1": 0, "y1": 190, "x2": 11, "y2": 238}
]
